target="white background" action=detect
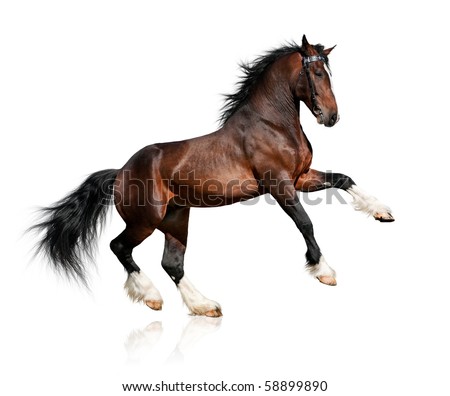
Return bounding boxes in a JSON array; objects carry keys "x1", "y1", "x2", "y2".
[{"x1": 1, "y1": 1, "x2": 449, "y2": 395}]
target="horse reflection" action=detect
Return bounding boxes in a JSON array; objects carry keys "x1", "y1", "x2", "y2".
[{"x1": 124, "y1": 317, "x2": 222, "y2": 364}]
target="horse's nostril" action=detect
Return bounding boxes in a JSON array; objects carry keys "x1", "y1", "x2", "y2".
[{"x1": 330, "y1": 113, "x2": 338, "y2": 126}]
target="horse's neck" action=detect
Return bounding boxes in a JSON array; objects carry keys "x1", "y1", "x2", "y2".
[
  {"x1": 246, "y1": 88, "x2": 299, "y2": 130},
  {"x1": 222, "y1": 90, "x2": 303, "y2": 142}
]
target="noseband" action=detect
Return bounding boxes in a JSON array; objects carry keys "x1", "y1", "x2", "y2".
[{"x1": 301, "y1": 54, "x2": 326, "y2": 123}]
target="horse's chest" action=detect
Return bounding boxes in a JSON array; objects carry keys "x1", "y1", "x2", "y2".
[
  {"x1": 271, "y1": 140, "x2": 312, "y2": 179},
  {"x1": 293, "y1": 146, "x2": 313, "y2": 178}
]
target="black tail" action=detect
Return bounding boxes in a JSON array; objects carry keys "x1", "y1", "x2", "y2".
[{"x1": 30, "y1": 169, "x2": 118, "y2": 285}]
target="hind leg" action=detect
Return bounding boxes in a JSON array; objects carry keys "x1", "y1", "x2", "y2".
[
  {"x1": 110, "y1": 225, "x2": 163, "y2": 311},
  {"x1": 158, "y1": 207, "x2": 222, "y2": 317}
]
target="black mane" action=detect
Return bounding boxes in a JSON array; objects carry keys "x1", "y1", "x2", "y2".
[{"x1": 219, "y1": 42, "x2": 329, "y2": 126}]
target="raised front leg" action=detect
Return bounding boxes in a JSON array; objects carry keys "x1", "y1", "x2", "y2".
[
  {"x1": 296, "y1": 169, "x2": 395, "y2": 222},
  {"x1": 268, "y1": 176, "x2": 337, "y2": 286}
]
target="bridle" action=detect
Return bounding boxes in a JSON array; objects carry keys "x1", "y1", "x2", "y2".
[{"x1": 301, "y1": 54, "x2": 327, "y2": 124}]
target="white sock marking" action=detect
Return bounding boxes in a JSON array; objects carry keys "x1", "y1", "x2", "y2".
[
  {"x1": 124, "y1": 271, "x2": 162, "y2": 303},
  {"x1": 307, "y1": 256, "x2": 336, "y2": 278},
  {"x1": 178, "y1": 277, "x2": 221, "y2": 315},
  {"x1": 347, "y1": 185, "x2": 392, "y2": 217}
]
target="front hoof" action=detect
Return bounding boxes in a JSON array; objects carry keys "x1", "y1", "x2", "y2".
[
  {"x1": 145, "y1": 300, "x2": 163, "y2": 311},
  {"x1": 317, "y1": 275, "x2": 337, "y2": 286},
  {"x1": 374, "y1": 212, "x2": 395, "y2": 222}
]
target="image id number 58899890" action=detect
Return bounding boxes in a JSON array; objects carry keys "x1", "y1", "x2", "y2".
[{"x1": 263, "y1": 380, "x2": 327, "y2": 391}]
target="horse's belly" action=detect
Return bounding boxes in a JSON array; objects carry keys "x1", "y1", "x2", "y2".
[{"x1": 169, "y1": 175, "x2": 260, "y2": 207}]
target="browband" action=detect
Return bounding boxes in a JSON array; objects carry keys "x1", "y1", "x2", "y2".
[{"x1": 302, "y1": 55, "x2": 326, "y2": 65}]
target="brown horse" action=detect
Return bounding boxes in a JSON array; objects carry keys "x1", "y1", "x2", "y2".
[{"x1": 32, "y1": 35, "x2": 394, "y2": 317}]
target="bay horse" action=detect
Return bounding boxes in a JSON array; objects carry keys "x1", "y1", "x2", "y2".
[{"x1": 32, "y1": 35, "x2": 394, "y2": 317}]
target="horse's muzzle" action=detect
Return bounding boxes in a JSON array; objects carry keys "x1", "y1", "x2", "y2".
[{"x1": 325, "y1": 113, "x2": 339, "y2": 127}]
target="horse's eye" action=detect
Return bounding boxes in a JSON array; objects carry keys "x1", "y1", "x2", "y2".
[{"x1": 314, "y1": 70, "x2": 324, "y2": 78}]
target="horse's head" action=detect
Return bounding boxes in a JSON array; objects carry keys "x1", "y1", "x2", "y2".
[{"x1": 295, "y1": 35, "x2": 338, "y2": 127}]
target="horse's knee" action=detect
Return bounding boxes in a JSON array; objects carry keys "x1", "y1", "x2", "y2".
[{"x1": 333, "y1": 173, "x2": 355, "y2": 190}]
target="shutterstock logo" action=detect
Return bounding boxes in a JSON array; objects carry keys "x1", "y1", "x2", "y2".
[{"x1": 104, "y1": 170, "x2": 348, "y2": 207}]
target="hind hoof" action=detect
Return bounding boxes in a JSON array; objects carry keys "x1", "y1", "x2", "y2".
[
  {"x1": 374, "y1": 212, "x2": 395, "y2": 222},
  {"x1": 204, "y1": 307, "x2": 223, "y2": 317},
  {"x1": 188, "y1": 303, "x2": 223, "y2": 317},
  {"x1": 145, "y1": 300, "x2": 163, "y2": 311},
  {"x1": 317, "y1": 275, "x2": 337, "y2": 286}
]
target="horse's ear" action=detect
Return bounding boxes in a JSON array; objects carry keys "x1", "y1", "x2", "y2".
[
  {"x1": 323, "y1": 45, "x2": 336, "y2": 56},
  {"x1": 301, "y1": 35, "x2": 314, "y2": 55},
  {"x1": 301, "y1": 35, "x2": 310, "y2": 50}
]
